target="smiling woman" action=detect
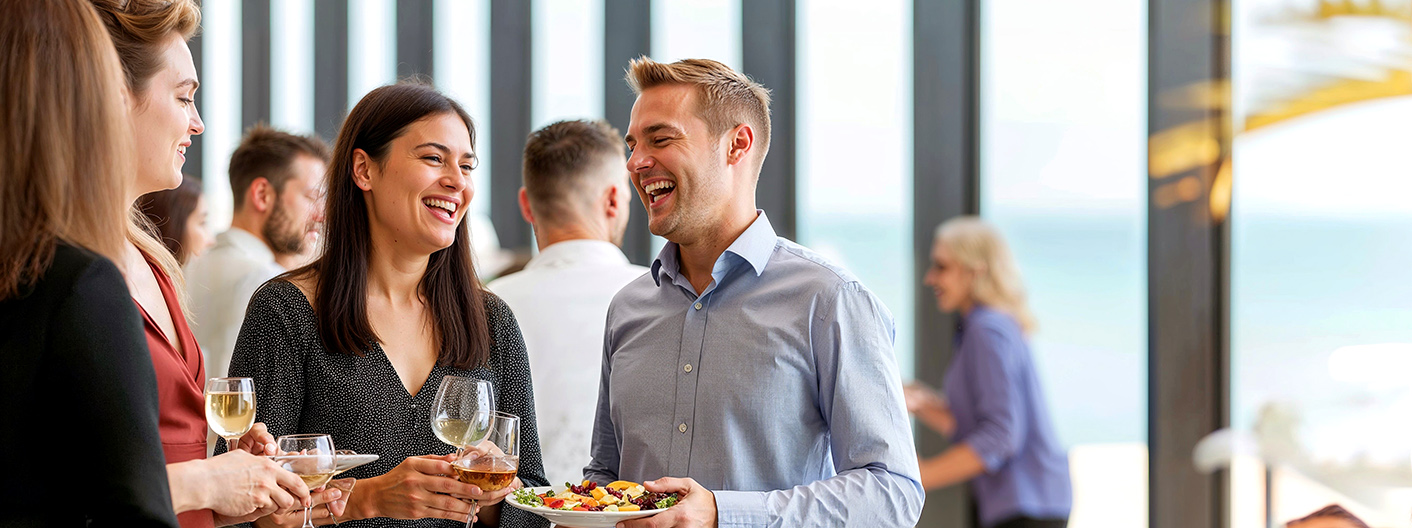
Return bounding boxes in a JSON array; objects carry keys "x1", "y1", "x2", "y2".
[{"x1": 224, "y1": 82, "x2": 549, "y2": 528}]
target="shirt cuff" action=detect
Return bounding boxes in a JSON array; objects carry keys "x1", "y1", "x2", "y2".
[
  {"x1": 964, "y1": 436, "x2": 1005, "y2": 473},
  {"x1": 712, "y1": 490, "x2": 770, "y2": 528}
]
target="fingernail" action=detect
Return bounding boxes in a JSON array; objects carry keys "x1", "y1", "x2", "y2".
[{"x1": 330, "y1": 490, "x2": 341, "y2": 499}]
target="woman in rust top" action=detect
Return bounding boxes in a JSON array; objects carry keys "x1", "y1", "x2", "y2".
[{"x1": 89, "y1": 1, "x2": 321, "y2": 526}]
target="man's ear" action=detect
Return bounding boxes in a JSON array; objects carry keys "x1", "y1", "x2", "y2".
[
  {"x1": 726, "y1": 123, "x2": 754, "y2": 167},
  {"x1": 351, "y1": 149, "x2": 374, "y2": 191},
  {"x1": 518, "y1": 187, "x2": 535, "y2": 226},
  {"x1": 248, "y1": 177, "x2": 274, "y2": 213},
  {"x1": 603, "y1": 183, "x2": 624, "y2": 219}
]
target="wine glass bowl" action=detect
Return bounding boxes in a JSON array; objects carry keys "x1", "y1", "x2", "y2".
[
  {"x1": 204, "y1": 377, "x2": 255, "y2": 449},
  {"x1": 430, "y1": 376, "x2": 495, "y2": 453},
  {"x1": 275, "y1": 434, "x2": 336, "y2": 528}
]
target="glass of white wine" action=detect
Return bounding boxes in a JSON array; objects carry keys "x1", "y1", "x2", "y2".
[
  {"x1": 204, "y1": 377, "x2": 256, "y2": 452},
  {"x1": 275, "y1": 434, "x2": 337, "y2": 528},
  {"x1": 430, "y1": 376, "x2": 495, "y2": 457}
]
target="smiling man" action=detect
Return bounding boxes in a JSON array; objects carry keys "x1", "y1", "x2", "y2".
[{"x1": 585, "y1": 57, "x2": 924, "y2": 527}]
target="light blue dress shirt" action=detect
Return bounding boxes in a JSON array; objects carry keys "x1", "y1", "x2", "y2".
[{"x1": 586, "y1": 211, "x2": 924, "y2": 527}]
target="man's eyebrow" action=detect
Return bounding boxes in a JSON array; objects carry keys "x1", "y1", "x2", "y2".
[
  {"x1": 177, "y1": 78, "x2": 199, "y2": 91},
  {"x1": 625, "y1": 123, "x2": 683, "y2": 143}
]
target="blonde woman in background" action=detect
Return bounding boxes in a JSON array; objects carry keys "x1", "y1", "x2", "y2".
[
  {"x1": 87, "y1": 1, "x2": 338, "y2": 526},
  {"x1": 905, "y1": 216, "x2": 1072, "y2": 528}
]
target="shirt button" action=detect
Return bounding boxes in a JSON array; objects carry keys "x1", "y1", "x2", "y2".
[
  {"x1": 684, "y1": 364, "x2": 693, "y2": 373},
  {"x1": 694, "y1": 302, "x2": 703, "y2": 310},
  {"x1": 679, "y1": 423, "x2": 688, "y2": 433}
]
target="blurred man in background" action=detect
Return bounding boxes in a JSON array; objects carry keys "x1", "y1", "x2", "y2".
[
  {"x1": 186, "y1": 125, "x2": 329, "y2": 381},
  {"x1": 488, "y1": 119, "x2": 647, "y2": 483}
]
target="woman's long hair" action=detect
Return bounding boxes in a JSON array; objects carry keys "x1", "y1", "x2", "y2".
[
  {"x1": 137, "y1": 175, "x2": 204, "y2": 265},
  {"x1": 935, "y1": 216, "x2": 1038, "y2": 334},
  {"x1": 288, "y1": 82, "x2": 491, "y2": 369},
  {"x1": 0, "y1": 0, "x2": 134, "y2": 300},
  {"x1": 89, "y1": 0, "x2": 200, "y2": 313}
]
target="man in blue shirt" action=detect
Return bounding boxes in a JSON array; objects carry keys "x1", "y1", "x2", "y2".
[{"x1": 585, "y1": 56, "x2": 924, "y2": 527}]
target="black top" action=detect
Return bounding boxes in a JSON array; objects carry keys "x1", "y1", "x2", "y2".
[
  {"x1": 226, "y1": 280, "x2": 548, "y2": 528},
  {"x1": 0, "y1": 243, "x2": 178, "y2": 528}
]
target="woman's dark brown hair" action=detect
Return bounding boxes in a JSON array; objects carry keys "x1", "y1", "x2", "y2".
[
  {"x1": 288, "y1": 82, "x2": 490, "y2": 369},
  {"x1": 137, "y1": 174, "x2": 203, "y2": 264}
]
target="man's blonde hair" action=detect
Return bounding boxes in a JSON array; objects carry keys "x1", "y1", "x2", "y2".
[{"x1": 626, "y1": 57, "x2": 772, "y2": 164}]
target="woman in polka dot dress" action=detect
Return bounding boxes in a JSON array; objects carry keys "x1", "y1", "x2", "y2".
[{"x1": 226, "y1": 82, "x2": 548, "y2": 528}]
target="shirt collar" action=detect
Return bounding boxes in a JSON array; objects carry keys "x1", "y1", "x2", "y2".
[
  {"x1": 525, "y1": 239, "x2": 631, "y2": 270},
  {"x1": 651, "y1": 210, "x2": 777, "y2": 287},
  {"x1": 221, "y1": 227, "x2": 277, "y2": 264}
]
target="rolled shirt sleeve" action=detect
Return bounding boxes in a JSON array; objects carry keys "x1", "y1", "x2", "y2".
[{"x1": 956, "y1": 325, "x2": 1028, "y2": 472}]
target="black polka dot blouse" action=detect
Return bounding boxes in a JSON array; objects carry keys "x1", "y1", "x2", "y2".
[{"x1": 224, "y1": 279, "x2": 549, "y2": 528}]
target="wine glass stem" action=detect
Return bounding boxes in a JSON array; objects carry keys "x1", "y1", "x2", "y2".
[
  {"x1": 304, "y1": 504, "x2": 314, "y2": 528},
  {"x1": 465, "y1": 500, "x2": 476, "y2": 528}
]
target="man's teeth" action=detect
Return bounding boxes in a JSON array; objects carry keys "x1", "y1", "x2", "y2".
[
  {"x1": 177, "y1": 146, "x2": 186, "y2": 154},
  {"x1": 423, "y1": 198, "x2": 458, "y2": 214},
  {"x1": 644, "y1": 181, "x2": 675, "y2": 194}
]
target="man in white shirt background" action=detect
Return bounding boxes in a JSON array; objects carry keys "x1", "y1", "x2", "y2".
[
  {"x1": 487, "y1": 119, "x2": 648, "y2": 483},
  {"x1": 186, "y1": 125, "x2": 330, "y2": 381}
]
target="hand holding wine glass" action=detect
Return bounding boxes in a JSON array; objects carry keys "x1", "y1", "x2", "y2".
[{"x1": 274, "y1": 434, "x2": 337, "y2": 528}]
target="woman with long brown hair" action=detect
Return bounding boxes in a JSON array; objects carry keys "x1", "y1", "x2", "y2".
[
  {"x1": 86, "y1": 1, "x2": 320, "y2": 526},
  {"x1": 0, "y1": 0, "x2": 172, "y2": 524},
  {"x1": 227, "y1": 82, "x2": 548, "y2": 527}
]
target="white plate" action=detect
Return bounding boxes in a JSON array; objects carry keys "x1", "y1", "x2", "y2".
[
  {"x1": 334, "y1": 453, "x2": 378, "y2": 475},
  {"x1": 505, "y1": 485, "x2": 672, "y2": 528}
]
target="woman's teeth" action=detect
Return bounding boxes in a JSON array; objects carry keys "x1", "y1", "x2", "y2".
[{"x1": 423, "y1": 198, "x2": 457, "y2": 214}]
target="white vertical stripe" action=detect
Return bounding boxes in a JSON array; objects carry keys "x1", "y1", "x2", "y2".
[
  {"x1": 201, "y1": 0, "x2": 243, "y2": 231},
  {"x1": 531, "y1": 0, "x2": 605, "y2": 129},
  {"x1": 348, "y1": 0, "x2": 398, "y2": 108},
  {"x1": 650, "y1": 0, "x2": 742, "y2": 70},
  {"x1": 270, "y1": 0, "x2": 315, "y2": 133},
  {"x1": 434, "y1": 0, "x2": 492, "y2": 215}
]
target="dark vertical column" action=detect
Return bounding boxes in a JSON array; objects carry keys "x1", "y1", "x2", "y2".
[
  {"x1": 490, "y1": 0, "x2": 534, "y2": 251},
  {"x1": 241, "y1": 0, "x2": 271, "y2": 130},
  {"x1": 912, "y1": 0, "x2": 979, "y2": 527},
  {"x1": 604, "y1": 0, "x2": 652, "y2": 265},
  {"x1": 396, "y1": 0, "x2": 435, "y2": 79},
  {"x1": 313, "y1": 0, "x2": 349, "y2": 142},
  {"x1": 1148, "y1": 0, "x2": 1230, "y2": 526},
  {"x1": 741, "y1": 0, "x2": 796, "y2": 241},
  {"x1": 187, "y1": 32, "x2": 204, "y2": 182}
]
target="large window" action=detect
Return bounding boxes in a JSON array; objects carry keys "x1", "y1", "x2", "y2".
[
  {"x1": 979, "y1": 1, "x2": 1148, "y2": 526},
  {"x1": 1230, "y1": 1, "x2": 1412, "y2": 526},
  {"x1": 796, "y1": 0, "x2": 913, "y2": 377},
  {"x1": 532, "y1": 0, "x2": 604, "y2": 129}
]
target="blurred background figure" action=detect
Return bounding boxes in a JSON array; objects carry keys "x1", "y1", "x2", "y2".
[
  {"x1": 486, "y1": 119, "x2": 647, "y2": 483},
  {"x1": 0, "y1": 0, "x2": 176, "y2": 524},
  {"x1": 184, "y1": 125, "x2": 328, "y2": 383},
  {"x1": 138, "y1": 174, "x2": 215, "y2": 265},
  {"x1": 906, "y1": 216, "x2": 1071, "y2": 528}
]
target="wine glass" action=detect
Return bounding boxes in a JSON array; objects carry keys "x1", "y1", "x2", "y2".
[
  {"x1": 275, "y1": 434, "x2": 337, "y2": 528},
  {"x1": 204, "y1": 377, "x2": 255, "y2": 452},
  {"x1": 430, "y1": 376, "x2": 495, "y2": 457},
  {"x1": 452, "y1": 412, "x2": 520, "y2": 528}
]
